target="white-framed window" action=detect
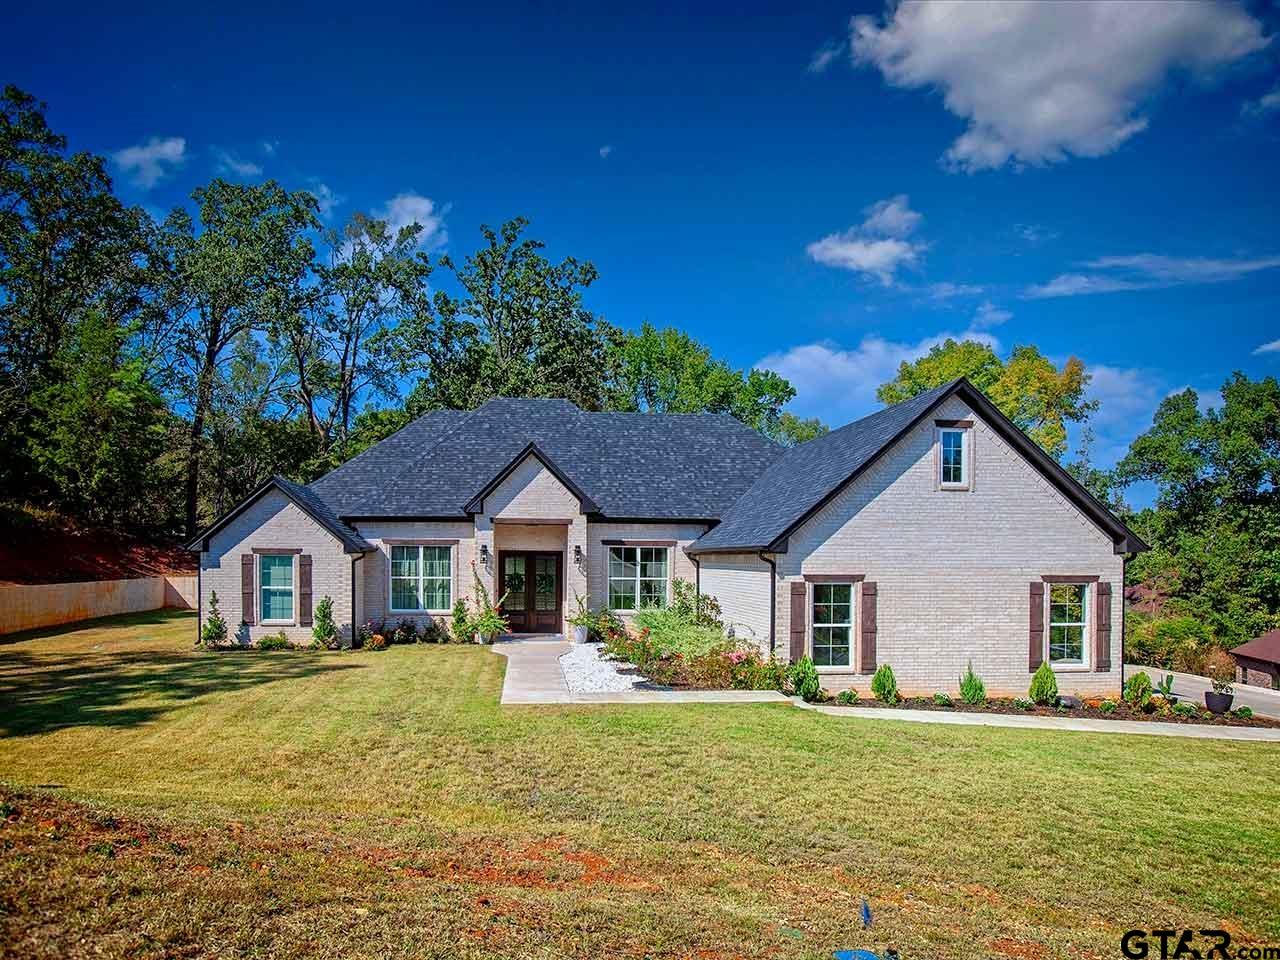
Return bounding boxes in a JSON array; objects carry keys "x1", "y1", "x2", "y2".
[
  {"x1": 390, "y1": 544, "x2": 452, "y2": 612},
  {"x1": 1047, "y1": 582, "x2": 1089, "y2": 666},
  {"x1": 259, "y1": 554, "x2": 295, "y2": 623},
  {"x1": 811, "y1": 583, "x2": 854, "y2": 668},
  {"x1": 608, "y1": 546, "x2": 669, "y2": 610},
  {"x1": 940, "y1": 427, "x2": 969, "y2": 487}
]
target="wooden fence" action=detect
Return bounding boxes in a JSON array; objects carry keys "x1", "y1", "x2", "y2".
[{"x1": 0, "y1": 575, "x2": 196, "y2": 635}]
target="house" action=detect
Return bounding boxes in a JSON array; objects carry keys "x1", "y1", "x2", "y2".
[
  {"x1": 189, "y1": 378, "x2": 1148, "y2": 696},
  {"x1": 1229, "y1": 630, "x2": 1280, "y2": 690}
]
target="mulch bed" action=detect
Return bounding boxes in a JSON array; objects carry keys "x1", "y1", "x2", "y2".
[{"x1": 829, "y1": 695, "x2": 1279, "y2": 728}]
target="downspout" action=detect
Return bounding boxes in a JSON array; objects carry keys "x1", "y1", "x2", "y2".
[
  {"x1": 196, "y1": 559, "x2": 202, "y2": 647},
  {"x1": 758, "y1": 551, "x2": 777, "y2": 657},
  {"x1": 692, "y1": 556, "x2": 700, "y2": 597},
  {"x1": 351, "y1": 555, "x2": 358, "y2": 649},
  {"x1": 1120, "y1": 553, "x2": 1127, "y2": 693}
]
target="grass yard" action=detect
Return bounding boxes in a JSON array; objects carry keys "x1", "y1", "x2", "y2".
[{"x1": 1, "y1": 612, "x2": 1277, "y2": 960}]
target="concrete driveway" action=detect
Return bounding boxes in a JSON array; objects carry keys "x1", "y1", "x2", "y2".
[{"x1": 1128, "y1": 665, "x2": 1280, "y2": 720}]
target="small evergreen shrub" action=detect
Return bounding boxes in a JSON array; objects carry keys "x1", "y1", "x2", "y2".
[
  {"x1": 1013, "y1": 697, "x2": 1035, "y2": 710},
  {"x1": 201, "y1": 591, "x2": 228, "y2": 649},
  {"x1": 1233, "y1": 706, "x2": 1253, "y2": 720},
  {"x1": 1172, "y1": 701, "x2": 1198, "y2": 718},
  {"x1": 1099, "y1": 699, "x2": 1117, "y2": 714},
  {"x1": 933, "y1": 692, "x2": 953, "y2": 706},
  {"x1": 788, "y1": 656, "x2": 820, "y2": 702},
  {"x1": 1028, "y1": 662, "x2": 1058, "y2": 705},
  {"x1": 311, "y1": 596, "x2": 338, "y2": 649},
  {"x1": 835, "y1": 689, "x2": 858, "y2": 706},
  {"x1": 959, "y1": 661, "x2": 986, "y2": 705},
  {"x1": 1123, "y1": 671, "x2": 1153, "y2": 710},
  {"x1": 451, "y1": 600, "x2": 469, "y2": 643},
  {"x1": 257, "y1": 631, "x2": 290, "y2": 651},
  {"x1": 392, "y1": 619, "x2": 418, "y2": 645},
  {"x1": 871, "y1": 663, "x2": 899, "y2": 704}
]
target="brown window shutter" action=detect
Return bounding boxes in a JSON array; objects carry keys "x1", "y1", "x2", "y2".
[
  {"x1": 789, "y1": 581, "x2": 806, "y2": 662},
  {"x1": 1029, "y1": 581, "x2": 1044, "y2": 671},
  {"x1": 860, "y1": 582, "x2": 877, "y2": 675},
  {"x1": 299, "y1": 554, "x2": 313, "y2": 627},
  {"x1": 1094, "y1": 581, "x2": 1112, "y2": 672},
  {"x1": 241, "y1": 554, "x2": 255, "y2": 625}
]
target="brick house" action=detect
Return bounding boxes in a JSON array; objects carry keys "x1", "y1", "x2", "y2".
[
  {"x1": 188, "y1": 377, "x2": 1148, "y2": 697},
  {"x1": 1229, "y1": 630, "x2": 1280, "y2": 690}
]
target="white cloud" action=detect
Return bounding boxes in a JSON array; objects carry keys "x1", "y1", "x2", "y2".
[
  {"x1": 112, "y1": 136, "x2": 186, "y2": 189},
  {"x1": 1015, "y1": 224, "x2": 1058, "y2": 246},
  {"x1": 1027, "y1": 253, "x2": 1280, "y2": 298},
  {"x1": 307, "y1": 182, "x2": 344, "y2": 219},
  {"x1": 1254, "y1": 338, "x2": 1280, "y2": 355},
  {"x1": 1075, "y1": 363, "x2": 1165, "y2": 466},
  {"x1": 850, "y1": 0, "x2": 1270, "y2": 172},
  {"x1": 1242, "y1": 85, "x2": 1280, "y2": 117},
  {"x1": 759, "y1": 326, "x2": 1000, "y2": 424},
  {"x1": 375, "y1": 193, "x2": 448, "y2": 250},
  {"x1": 808, "y1": 40, "x2": 845, "y2": 73},
  {"x1": 806, "y1": 194, "x2": 926, "y2": 285},
  {"x1": 972, "y1": 300, "x2": 1012, "y2": 328},
  {"x1": 926, "y1": 281, "x2": 984, "y2": 300},
  {"x1": 213, "y1": 148, "x2": 263, "y2": 177},
  {"x1": 598, "y1": 144, "x2": 614, "y2": 159},
  {"x1": 261, "y1": 140, "x2": 279, "y2": 156}
]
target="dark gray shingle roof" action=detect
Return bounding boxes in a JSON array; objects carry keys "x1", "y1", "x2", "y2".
[
  {"x1": 688, "y1": 382, "x2": 955, "y2": 553},
  {"x1": 309, "y1": 398, "x2": 784, "y2": 521},
  {"x1": 187, "y1": 475, "x2": 373, "y2": 553}
]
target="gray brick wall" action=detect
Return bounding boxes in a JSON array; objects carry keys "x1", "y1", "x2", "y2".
[
  {"x1": 698, "y1": 553, "x2": 772, "y2": 650},
  {"x1": 769, "y1": 396, "x2": 1125, "y2": 697},
  {"x1": 586, "y1": 522, "x2": 709, "y2": 620},
  {"x1": 199, "y1": 490, "x2": 354, "y2": 645},
  {"x1": 353, "y1": 520, "x2": 475, "y2": 633}
]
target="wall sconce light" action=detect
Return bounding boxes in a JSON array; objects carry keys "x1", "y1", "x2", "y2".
[
  {"x1": 573, "y1": 545, "x2": 582, "y2": 565},
  {"x1": 480, "y1": 544, "x2": 489, "y2": 564}
]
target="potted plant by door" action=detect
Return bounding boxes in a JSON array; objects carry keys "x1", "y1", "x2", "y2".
[
  {"x1": 566, "y1": 593, "x2": 593, "y2": 644},
  {"x1": 1204, "y1": 649, "x2": 1235, "y2": 714},
  {"x1": 467, "y1": 562, "x2": 510, "y2": 643}
]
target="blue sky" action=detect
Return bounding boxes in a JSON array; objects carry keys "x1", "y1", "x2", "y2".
[{"x1": 6, "y1": 0, "x2": 1280, "y2": 486}]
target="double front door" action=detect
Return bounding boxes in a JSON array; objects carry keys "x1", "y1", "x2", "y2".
[{"x1": 499, "y1": 551, "x2": 562, "y2": 633}]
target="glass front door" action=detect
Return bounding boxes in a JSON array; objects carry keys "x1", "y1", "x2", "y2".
[{"x1": 500, "y1": 551, "x2": 561, "y2": 633}]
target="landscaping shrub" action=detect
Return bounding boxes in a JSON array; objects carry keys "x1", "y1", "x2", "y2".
[
  {"x1": 788, "y1": 656, "x2": 820, "y2": 702},
  {"x1": 632, "y1": 606, "x2": 725, "y2": 658},
  {"x1": 1100, "y1": 699, "x2": 1117, "y2": 714},
  {"x1": 365, "y1": 631, "x2": 387, "y2": 651},
  {"x1": 1124, "y1": 671, "x2": 1153, "y2": 710},
  {"x1": 451, "y1": 600, "x2": 469, "y2": 643},
  {"x1": 421, "y1": 617, "x2": 446, "y2": 643},
  {"x1": 835, "y1": 689, "x2": 858, "y2": 706},
  {"x1": 933, "y1": 692, "x2": 952, "y2": 706},
  {"x1": 1013, "y1": 697, "x2": 1034, "y2": 710},
  {"x1": 464, "y1": 561, "x2": 510, "y2": 643},
  {"x1": 728, "y1": 650, "x2": 788, "y2": 691},
  {"x1": 1028, "y1": 662, "x2": 1058, "y2": 705},
  {"x1": 1234, "y1": 706, "x2": 1253, "y2": 719},
  {"x1": 311, "y1": 596, "x2": 338, "y2": 649},
  {"x1": 670, "y1": 577, "x2": 724, "y2": 629},
  {"x1": 870, "y1": 663, "x2": 899, "y2": 704},
  {"x1": 357, "y1": 620, "x2": 384, "y2": 649},
  {"x1": 1172, "y1": 701, "x2": 1198, "y2": 718},
  {"x1": 392, "y1": 619, "x2": 418, "y2": 645},
  {"x1": 200, "y1": 591, "x2": 228, "y2": 649},
  {"x1": 1127, "y1": 614, "x2": 1214, "y2": 672},
  {"x1": 959, "y1": 661, "x2": 985, "y2": 705},
  {"x1": 257, "y1": 631, "x2": 290, "y2": 651}
]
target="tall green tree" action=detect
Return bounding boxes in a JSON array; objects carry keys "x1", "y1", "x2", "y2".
[
  {"x1": 159, "y1": 179, "x2": 320, "y2": 537},
  {"x1": 0, "y1": 85, "x2": 162, "y2": 512},
  {"x1": 1112, "y1": 374, "x2": 1280, "y2": 645},
  {"x1": 877, "y1": 339, "x2": 1095, "y2": 459}
]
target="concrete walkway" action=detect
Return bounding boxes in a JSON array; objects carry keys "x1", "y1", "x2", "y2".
[
  {"x1": 492, "y1": 640, "x2": 1280, "y2": 741},
  {"x1": 1128, "y1": 665, "x2": 1280, "y2": 720}
]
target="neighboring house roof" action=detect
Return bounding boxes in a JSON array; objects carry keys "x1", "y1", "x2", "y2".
[
  {"x1": 1230, "y1": 630, "x2": 1280, "y2": 666},
  {"x1": 309, "y1": 397, "x2": 784, "y2": 522},
  {"x1": 688, "y1": 378, "x2": 1148, "y2": 556},
  {"x1": 186, "y1": 475, "x2": 373, "y2": 554}
]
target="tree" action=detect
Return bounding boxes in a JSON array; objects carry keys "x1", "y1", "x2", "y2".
[
  {"x1": 404, "y1": 217, "x2": 616, "y2": 413},
  {"x1": 0, "y1": 85, "x2": 162, "y2": 512},
  {"x1": 772, "y1": 411, "x2": 828, "y2": 447},
  {"x1": 876, "y1": 338, "x2": 1095, "y2": 460},
  {"x1": 159, "y1": 179, "x2": 320, "y2": 537},
  {"x1": 1112, "y1": 374, "x2": 1280, "y2": 645},
  {"x1": 276, "y1": 212, "x2": 433, "y2": 469},
  {"x1": 610, "y1": 322, "x2": 811, "y2": 437}
]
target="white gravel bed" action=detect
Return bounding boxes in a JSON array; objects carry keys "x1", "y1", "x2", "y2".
[{"x1": 559, "y1": 642, "x2": 649, "y2": 693}]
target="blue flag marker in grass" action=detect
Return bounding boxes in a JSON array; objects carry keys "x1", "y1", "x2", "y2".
[
  {"x1": 832, "y1": 951, "x2": 880, "y2": 960},
  {"x1": 861, "y1": 899, "x2": 872, "y2": 929}
]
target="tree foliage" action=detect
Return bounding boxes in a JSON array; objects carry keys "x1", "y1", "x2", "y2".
[{"x1": 876, "y1": 338, "x2": 1095, "y2": 459}]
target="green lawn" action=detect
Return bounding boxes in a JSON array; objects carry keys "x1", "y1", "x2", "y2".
[{"x1": 1, "y1": 611, "x2": 1277, "y2": 960}]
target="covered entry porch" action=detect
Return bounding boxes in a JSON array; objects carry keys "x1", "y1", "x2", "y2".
[{"x1": 492, "y1": 521, "x2": 570, "y2": 635}]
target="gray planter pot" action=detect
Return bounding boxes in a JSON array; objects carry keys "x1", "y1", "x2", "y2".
[
  {"x1": 1205, "y1": 691, "x2": 1234, "y2": 714},
  {"x1": 572, "y1": 624, "x2": 589, "y2": 645}
]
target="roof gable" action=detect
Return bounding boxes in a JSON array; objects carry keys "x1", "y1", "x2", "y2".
[
  {"x1": 690, "y1": 379, "x2": 1147, "y2": 556},
  {"x1": 187, "y1": 475, "x2": 372, "y2": 554},
  {"x1": 464, "y1": 443, "x2": 600, "y2": 515}
]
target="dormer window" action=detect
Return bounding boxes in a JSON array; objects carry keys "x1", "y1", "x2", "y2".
[{"x1": 936, "y1": 420, "x2": 972, "y2": 490}]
